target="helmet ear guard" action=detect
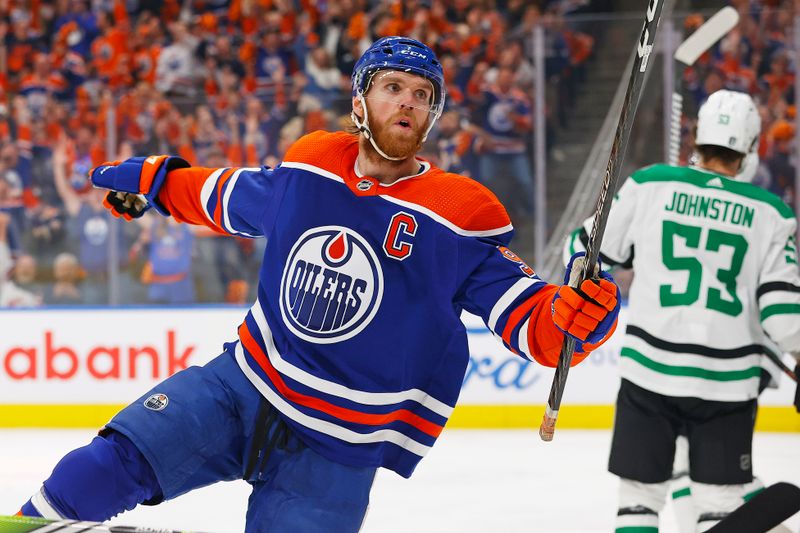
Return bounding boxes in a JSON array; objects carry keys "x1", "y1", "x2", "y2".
[{"x1": 734, "y1": 151, "x2": 759, "y2": 182}]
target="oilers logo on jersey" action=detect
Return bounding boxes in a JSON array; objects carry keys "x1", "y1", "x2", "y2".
[{"x1": 280, "y1": 226, "x2": 384, "y2": 343}]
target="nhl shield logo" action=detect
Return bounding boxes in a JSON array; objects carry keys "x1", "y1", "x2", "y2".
[
  {"x1": 356, "y1": 179, "x2": 373, "y2": 191},
  {"x1": 280, "y1": 226, "x2": 384, "y2": 343}
]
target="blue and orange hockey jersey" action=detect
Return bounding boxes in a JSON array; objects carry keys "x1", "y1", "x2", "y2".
[{"x1": 156, "y1": 131, "x2": 590, "y2": 477}]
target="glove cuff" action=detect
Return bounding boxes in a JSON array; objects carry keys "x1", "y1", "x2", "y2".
[
  {"x1": 92, "y1": 156, "x2": 190, "y2": 217},
  {"x1": 145, "y1": 156, "x2": 190, "y2": 216}
]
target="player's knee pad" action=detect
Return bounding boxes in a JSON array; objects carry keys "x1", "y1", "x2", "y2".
[
  {"x1": 619, "y1": 477, "x2": 669, "y2": 513},
  {"x1": 38, "y1": 430, "x2": 162, "y2": 522},
  {"x1": 692, "y1": 481, "x2": 749, "y2": 531},
  {"x1": 741, "y1": 476, "x2": 764, "y2": 500},
  {"x1": 616, "y1": 478, "x2": 669, "y2": 531}
]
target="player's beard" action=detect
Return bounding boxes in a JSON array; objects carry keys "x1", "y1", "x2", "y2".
[{"x1": 369, "y1": 111, "x2": 427, "y2": 160}]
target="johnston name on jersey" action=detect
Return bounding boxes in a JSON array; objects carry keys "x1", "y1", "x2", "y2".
[
  {"x1": 566, "y1": 164, "x2": 800, "y2": 402},
  {"x1": 148, "y1": 131, "x2": 585, "y2": 478}
]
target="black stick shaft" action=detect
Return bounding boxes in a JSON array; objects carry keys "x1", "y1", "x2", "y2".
[
  {"x1": 764, "y1": 344, "x2": 797, "y2": 382},
  {"x1": 539, "y1": 0, "x2": 666, "y2": 441}
]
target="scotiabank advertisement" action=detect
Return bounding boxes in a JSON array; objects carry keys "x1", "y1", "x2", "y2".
[{"x1": 0, "y1": 306, "x2": 794, "y2": 406}]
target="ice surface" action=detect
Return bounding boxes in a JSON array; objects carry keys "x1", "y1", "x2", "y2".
[{"x1": 1, "y1": 429, "x2": 797, "y2": 532}]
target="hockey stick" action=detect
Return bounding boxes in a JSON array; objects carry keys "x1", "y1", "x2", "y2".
[
  {"x1": 538, "y1": 0, "x2": 665, "y2": 442},
  {"x1": 0, "y1": 515, "x2": 206, "y2": 533},
  {"x1": 763, "y1": 343, "x2": 797, "y2": 382},
  {"x1": 668, "y1": 6, "x2": 739, "y2": 165},
  {"x1": 705, "y1": 482, "x2": 800, "y2": 532}
]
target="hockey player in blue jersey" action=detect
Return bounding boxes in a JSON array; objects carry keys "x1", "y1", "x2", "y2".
[{"x1": 18, "y1": 37, "x2": 621, "y2": 532}]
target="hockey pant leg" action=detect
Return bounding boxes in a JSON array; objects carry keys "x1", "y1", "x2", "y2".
[
  {"x1": 244, "y1": 427, "x2": 376, "y2": 533},
  {"x1": 19, "y1": 430, "x2": 161, "y2": 521},
  {"x1": 616, "y1": 478, "x2": 669, "y2": 532}
]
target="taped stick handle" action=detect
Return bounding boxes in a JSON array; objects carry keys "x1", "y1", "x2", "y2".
[
  {"x1": 539, "y1": 407, "x2": 558, "y2": 442},
  {"x1": 668, "y1": 92, "x2": 683, "y2": 166},
  {"x1": 539, "y1": 332, "x2": 579, "y2": 441}
]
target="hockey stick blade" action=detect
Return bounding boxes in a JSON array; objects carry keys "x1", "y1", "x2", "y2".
[
  {"x1": 668, "y1": 6, "x2": 740, "y2": 165},
  {"x1": 539, "y1": 0, "x2": 665, "y2": 441},
  {"x1": 674, "y1": 6, "x2": 739, "y2": 66},
  {"x1": 0, "y1": 515, "x2": 207, "y2": 533},
  {"x1": 706, "y1": 482, "x2": 800, "y2": 532}
]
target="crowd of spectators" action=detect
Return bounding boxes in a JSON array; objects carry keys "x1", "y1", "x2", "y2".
[
  {"x1": 677, "y1": 0, "x2": 798, "y2": 207},
  {"x1": 3, "y1": 1, "x2": 794, "y2": 310},
  {"x1": 0, "y1": 0, "x2": 601, "y2": 307},
  {"x1": 2, "y1": 0, "x2": 798, "y2": 309}
]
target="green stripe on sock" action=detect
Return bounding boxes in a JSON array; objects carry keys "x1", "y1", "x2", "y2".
[
  {"x1": 616, "y1": 527, "x2": 658, "y2": 532},
  {"x1": 743, "y1": 487, "x2": 764, "y2": 502},
  {"x1": 671, "y1": 487, "x2": 691, "y2": 499}
]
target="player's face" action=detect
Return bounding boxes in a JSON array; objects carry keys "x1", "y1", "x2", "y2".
[{"x1": 360, "y1": 70, "x2": 434, "y2": 159}]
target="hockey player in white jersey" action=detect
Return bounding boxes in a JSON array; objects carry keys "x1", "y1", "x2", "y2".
[{"x1": 565, "y1": 89, "x2": 800, "y2": 531}]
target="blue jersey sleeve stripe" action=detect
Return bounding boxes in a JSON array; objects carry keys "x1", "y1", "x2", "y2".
[
  {"x1": 516, "y1": 317, "x2": 536, "y2": 362},
  {"x1": 488, "y1": 278, "x2": 544, "y2": 331},
  {"x1": 199, "y1": 167, "x2": 227, "y2": 229},
  {"x1": 221, "y1": 167, "x2": 262, "y2": 237}
]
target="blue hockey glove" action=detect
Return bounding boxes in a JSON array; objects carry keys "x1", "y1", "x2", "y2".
[
  {"x1": 552, "y1": 252, "x2": 620, "y2": 350},
  {"x1": 90, "y1": 155, "x2": 189, "y2": 218}
]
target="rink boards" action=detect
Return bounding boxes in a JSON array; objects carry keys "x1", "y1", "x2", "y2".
[{"x1": 0, "y1": 306, "x2": 796, "y2": 431}]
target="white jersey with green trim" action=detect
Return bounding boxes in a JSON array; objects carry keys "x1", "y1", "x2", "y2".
[{"x1": 564, "y1": 164, "x2": 800, "y2": 401}]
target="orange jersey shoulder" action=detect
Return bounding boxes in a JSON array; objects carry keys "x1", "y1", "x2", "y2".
[
  {"x1": 282, "y1": 130, "x2": 511, "y2": 235},
  {"x1": 282, "y1": 130, "x2": 359, "y2": 177},
  {"x1": 385, "y1": 166, "x2": 511, "y2": 234}
]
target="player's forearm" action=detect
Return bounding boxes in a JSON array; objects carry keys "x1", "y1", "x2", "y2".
[{"x1": 157, "y1": 167, "x2": 228, "y2": 233}]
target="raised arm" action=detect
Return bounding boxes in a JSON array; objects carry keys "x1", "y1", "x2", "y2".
[
  {"x1": 52, "y1": 134, "x2": 81, "y2": 217},
  {"x1": 89, "y1": 156, "x2": 284, "y2": 238}
]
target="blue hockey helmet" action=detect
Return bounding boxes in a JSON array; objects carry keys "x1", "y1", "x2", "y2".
[{"x1": 351, "y1": 36, "x2": 446, "y2": 139}]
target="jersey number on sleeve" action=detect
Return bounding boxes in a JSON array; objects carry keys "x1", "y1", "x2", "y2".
[{"x1": 660, "y1": 220, "x2": 748, "y2": 316}]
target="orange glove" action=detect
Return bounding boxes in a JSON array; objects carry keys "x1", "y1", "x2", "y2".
[{"x1": 552, "y1": 253, "x2": 620, "y2": 349}]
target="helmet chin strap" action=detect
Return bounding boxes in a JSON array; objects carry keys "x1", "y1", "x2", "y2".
[{"x1": 351, "y1": 93, "x2": 405, "y2": 162}]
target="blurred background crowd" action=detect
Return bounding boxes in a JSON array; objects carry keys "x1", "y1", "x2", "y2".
[
  {"x1": 676, "y1": 0, "x2": 797, "y2": 207},
  {"x1": 0, "y1": 0, "x2": 796, "y2": 307}
]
